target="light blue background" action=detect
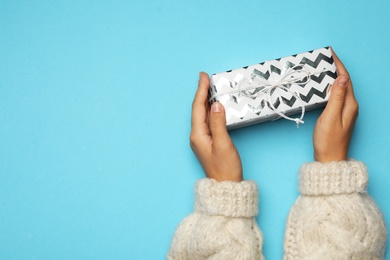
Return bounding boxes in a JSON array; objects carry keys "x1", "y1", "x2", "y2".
[{"x1": 1, "y1": 0, "x2": 389, "y2": 259}]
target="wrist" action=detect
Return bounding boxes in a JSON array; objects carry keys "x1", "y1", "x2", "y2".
[
  {"x1": 314, "y1": 151, "x2": 348, "y2": 163},
  {"x1": 207, "y1": 173, "x2": 243, "y2": 182}
]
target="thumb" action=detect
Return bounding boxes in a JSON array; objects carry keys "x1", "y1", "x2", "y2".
[
  {"x1": 323, "y1": 75, "x2": 349, "y2": 118},
  {"x1": 209, "y1": 102, "x2": 232, "y2": 149}
]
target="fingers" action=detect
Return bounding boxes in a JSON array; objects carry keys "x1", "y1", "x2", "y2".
[
  {"x1": 332, "y1": 48, "x2": 357, "y2": 102},
  {"x1": 342, "y1": 77, "x2": 359, "y2": 123},
  {"x1": 331, "y1": 48, "x2": 359, "y2": 122},
  {"x1": 322, "y1": 75, "x2": 349, "y2": 120},
  {"x1": 332, "y1": 48, "x2": 349, "y2": 77},
  {"x1": 319, "y1": 49, "x2": 359, "y2": 128},
  {"x1": 321, "y1": 48, "x2": 349, "y2": 119},
  {"x1": 208, "y1": 102, "x2": 232, "y2": 150},
  {"x1": 191, "y1": 72, "x2": 210, "y2": 133}
]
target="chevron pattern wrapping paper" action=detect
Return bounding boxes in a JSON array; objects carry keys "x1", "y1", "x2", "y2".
[{"x1": 209, "y1": 47, "x2": 337, "y2": 130}]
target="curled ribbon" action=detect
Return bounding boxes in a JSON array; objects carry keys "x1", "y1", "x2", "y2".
[{"x1": 209, "y1": 64, "x2": 327, "y2": 127}]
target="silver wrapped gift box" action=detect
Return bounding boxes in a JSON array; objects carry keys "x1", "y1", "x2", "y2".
[{"x1": 209, "y1": 46, "x2": 338, "y2": 130}]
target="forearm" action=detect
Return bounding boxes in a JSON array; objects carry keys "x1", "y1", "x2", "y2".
[
  {"x1": 284, "y1": 160, "x2": 387, "y2": 259},
  {"x1": 168, "y1": 178, "x2": 264, "y2": 260}
]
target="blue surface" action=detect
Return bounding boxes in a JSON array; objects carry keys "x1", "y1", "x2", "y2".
[{"x1": 1, "y1": 0, "x2": 389, "y2": 259}]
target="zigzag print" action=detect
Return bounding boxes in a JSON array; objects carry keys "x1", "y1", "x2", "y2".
[
  {"x1": 246, "y1": 94, "x2": 297, "y2": 114},
  {"x1": 248, "y1": 100, "x2": 268, "y2": 115},
  {"x1": 247, "y1": 84, "x2": 329, "y2": 113},
  {"x1": 299, "y1": 85, "x2": 329, "y2": 103},
  {"x1": 252, "y1": 69, "x2": 270, "y2": 80},
  {"x1": 285, "y1": 61, "x2": 296, "y2": 69},
  {"x1": 253, "y1": 85, "x2": 330, "y2": 109},
  {"x1": 225, "y1": 47, "x2": 333, "y2": 73},
  {"x1": 285, "y1": 70, "x2": 337, "y2": 88},
  {"x1": 209, "y1": 47, "x2": 336, "y2": 128},
  {"x1": 247, "y1": 70, "x2": 336, "y2": 91},
  {"x1": 270, "y1": 65, "x2": 281, "y2": 75},
  {"x1": 300, "y1": 53, "x2": 334, "y2": 69},
  {"x1": 272, "y1": 95, "x2": 297, "y2": 109},
  {"x1": 225, "y1": 85, "x2": 329, "y2": 115},
  {"x1": 270, "y1": 86, "x2": 330, "y2": 106},
  {"x1": 310, "y1": 71, "x2": 337, "y2": 83}
]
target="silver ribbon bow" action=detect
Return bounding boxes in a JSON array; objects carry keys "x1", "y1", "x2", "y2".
[{"x1": 210, "y1": 64, "x2": 320, "y2": 127}]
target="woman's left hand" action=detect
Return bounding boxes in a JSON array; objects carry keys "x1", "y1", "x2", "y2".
[{"x1": 189, "y1": 72, "x2": 243, "y2": 182}]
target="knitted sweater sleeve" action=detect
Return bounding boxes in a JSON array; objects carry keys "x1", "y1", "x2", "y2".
[
  {"x1": 284, "y1": 160, "x2": 387, "y2": 259},
  {"x1": 167, "y1": 178, "x2": 264, "y2": 260}
]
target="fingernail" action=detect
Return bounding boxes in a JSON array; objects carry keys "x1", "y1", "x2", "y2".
[
  {"x1": 327, "y1": 84, "x2": 332, "y2": 93},
  {"x1": 338, "y1": 76, "x2": 348, "y2": 87},
  {"x1": 212, "y1": 102, "x2": 221, "y2": 112},
  {"x1": 199, "y1": 72, "x2": 203, "y2": 80}
]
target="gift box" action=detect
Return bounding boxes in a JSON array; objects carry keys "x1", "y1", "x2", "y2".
[{"x1": 209, "y1": 46, "x2": 337, "y2": 130}]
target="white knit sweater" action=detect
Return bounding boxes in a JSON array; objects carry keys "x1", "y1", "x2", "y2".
[{"x1": 167, "y1": 160, "x2": 387, "y2": 259}]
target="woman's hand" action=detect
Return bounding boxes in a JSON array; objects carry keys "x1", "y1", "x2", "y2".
[
  {"x1": 189, "y1": 72, "x2": 243, "y2": 182},
  {"x1": 313, "y1": 50, "x2": 359, "y2": 162}
]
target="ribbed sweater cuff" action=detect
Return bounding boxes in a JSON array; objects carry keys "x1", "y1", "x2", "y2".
[
  {"x1": 299, "y1": 160, "x2": 368, "y2": 196},
  {"x1": 194, "y1": 178, "x2": 258, "y2": 218}
]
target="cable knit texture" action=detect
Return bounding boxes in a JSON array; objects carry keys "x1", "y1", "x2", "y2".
[
  {"x1": 168, "y1": 161, "x2": 386, "y2": 259},
  {"x1": 195, "y1": 178, "x2": 259, "y2": 218},
  {"x1": 284, "y1": 160, "x2": 387, "y2": 259},
  {"x1": 299, "y1": 160, "x2": 368, "y2": 195},
  {"x1": 167, "y1": 178, "x2": 264, "y2": 260}
]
